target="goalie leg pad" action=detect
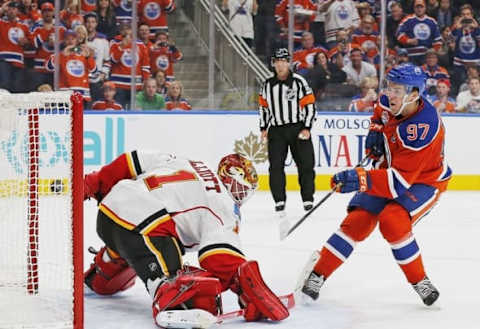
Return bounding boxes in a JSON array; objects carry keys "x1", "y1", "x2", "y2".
[
  {"x1": 153, "y1": 268, "x2": 223, "y2": 327},
  {"x1": 84, "y1": 246, "x2": 136, "y2": 295},
  {"x1": 235, "y1": 260, "x2": 289, "y2": 322}
]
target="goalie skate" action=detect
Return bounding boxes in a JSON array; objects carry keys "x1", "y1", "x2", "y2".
[{"x1": 156, "y1": 309, "x2": 217, "y2": 329}]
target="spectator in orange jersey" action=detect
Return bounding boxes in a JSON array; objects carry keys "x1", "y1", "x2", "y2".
[
  {"x1": 428, "y1": 78, "x2": 455, "y2": 113},
  {"x1": 0, "y1": 1, "x2": 31, "y2": 92},
  {"x1": 31, "y1": 2, "x2": 66, "y2": 90},
  {"x1": 46, "y1": 29, "x2": 96, "y2": 103},
  {"x1": 275, "y1": 0, "x2": 317, "y2": 47},
  {"x1": 18, "y1": 0, "x2": 41, "y2": 28},
  {"x1": 328, "y1": 29, "x2": 360, "y2": 69},
  {"x1": 149, "y1": 31, "x2": 182, "y2": 81},
  {"x1": 351, "y1": 15, "x2": 379, "y2": 64},
  {"x1": 91, "y1": 81, "x2": 124, "y2": 110},
  {"x1": 138, "y1": 22, "x2": 153, "y2": 47},
  {"x1": 292, "y1": 32, "x2": 327, "y2": 76},
  {"x1": 421, "y1": 49, "x2": 449, "y2": 95},
  {"x1": 80, "y1": 0, "x2": 97, "y2": 14},
  {"x1": 348, "y1": 76, "x2": 378, "y2": 112},
  {"x1": 109, "y1": 25, "x2": 151, "y2": 109},
  {"x1": 355, "y1": 2, "x2": 378, "y2": 31},
  {"x1": 138, "y1": 0, "x2": 175, "y2": 36},
  {"x1": 60, "y1": 0, "x2": 84, "y2": 29},
  {"x1": 165, "y1": 80, "x2": 192, "y2": 111}
]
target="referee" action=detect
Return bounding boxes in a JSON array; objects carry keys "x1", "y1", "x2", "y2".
[{"x1": 259, "y1": 48, "x2": 316, "y2": 217}]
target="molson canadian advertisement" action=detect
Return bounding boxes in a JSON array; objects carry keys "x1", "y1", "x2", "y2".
[{"x1": 0, "y1": 111, "x2": 478, "y2": 194}]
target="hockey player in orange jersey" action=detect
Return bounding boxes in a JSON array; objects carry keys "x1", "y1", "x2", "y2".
[
  {"x1": 83, "y1": 151, "x2": 289, "y2": 327},
  {"x1": 298, "y1": 64, "x2": 452, "y2": 306}
]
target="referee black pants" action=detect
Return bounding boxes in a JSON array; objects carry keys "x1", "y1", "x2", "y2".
[{"x1": 267, "y1": 123, "x2": 315, "y2": 204}]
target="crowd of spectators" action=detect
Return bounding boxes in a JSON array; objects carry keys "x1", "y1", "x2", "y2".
[
  {"x1": 243, "y1": 0, "x2": 480, "y2": 113},
  {"x1": 2, "y1": 0, "x2": 480, "y2": 113},
  {"x1": 0, "y1": 0, "x2": 192, "y2": 110}
]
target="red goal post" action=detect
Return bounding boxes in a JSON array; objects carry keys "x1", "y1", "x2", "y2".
[{"x1": 0, "y1": 91, "x2": 83, "y2": 329}]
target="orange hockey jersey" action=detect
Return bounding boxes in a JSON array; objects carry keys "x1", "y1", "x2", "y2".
[
  {"x1": 91, "y1": 100, "x2": 124, "y2": 110},
  {"x1": 32, "y1": 23, "x2": 66, "y2": 72},
  {"x1": 149, "y1": 43, "x2": 182, "y2": 80},
  {"x1": 292, "y1": 45, "x2": 327, "y2": 70},
  {"x1": 81, "y1": 0, "x2": 97, "y2": 14},
  {"x1": 46, "y1": 52, "x2": 97, "y2": 101},
  {"x1": 59, "y1": 10, "x2": 84, "y2": 29},
  {"x1": 275, "y1": 0, "x2": 317, "y2": 42},
  {"x1": 110, "y1": 41, "x2": 151, "y2": 90},
  {"x1": 367, "y1": 95, "x2": 452, "y2": 199},
  {"x1": 138, "y1": 0, "x2": 175, "y2": 33},
  {"x1": 0, "y1": 19, "x2": 31, "y2": 67}
]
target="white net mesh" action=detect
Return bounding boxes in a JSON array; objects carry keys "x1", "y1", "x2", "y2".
[{"x1": 0, "y1": 92, "x2": 76, "y2": 329}]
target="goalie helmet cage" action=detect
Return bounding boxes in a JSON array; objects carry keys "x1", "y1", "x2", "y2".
[{"x1": 0, "y1": 91, "x2": 83, "y2": 329}]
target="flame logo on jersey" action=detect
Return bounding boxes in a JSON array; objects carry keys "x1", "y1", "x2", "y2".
[
  {"x1": 156, "y1": 55, "x2": 169, "y2": 70},
  {"x1": 8, "y1": 27, "x2": 25, "y2": 45},
  {"x1": 145, "y1": 2, "x2": 161, "y2": 20},
  {"x1": 66, "y1": 59, "x2": 85, "y2": 77},
  {"x1": 413, "y1": 23, "x2": 431, "y2": 41},
  {"x1": 459, "y1": 34, "x2": 476, "y2": 54},
  {"x1": 336, "y1": 5, "x2": 349, "y2": 20}
]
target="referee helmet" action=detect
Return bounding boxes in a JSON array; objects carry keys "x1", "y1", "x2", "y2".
[{"x1": 272, "y1": 48, "x2": 291, "y2": 61}]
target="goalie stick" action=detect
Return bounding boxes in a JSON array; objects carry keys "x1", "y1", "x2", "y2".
[
  {"x1": 279, "y1": 153, "x2": 372, "y2": 240},
  {"x1": 156, "y1": 293, "x2": 295, "y2": 329}
]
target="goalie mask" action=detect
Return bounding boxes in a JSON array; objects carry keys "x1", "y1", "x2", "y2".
[{"x1": 217, "y1": 154, "x2": 258, "y2": 205}]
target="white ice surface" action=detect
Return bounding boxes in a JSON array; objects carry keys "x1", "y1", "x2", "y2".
[{"x1": 84, "y1": 191, "x2": 480, "y2": 329}]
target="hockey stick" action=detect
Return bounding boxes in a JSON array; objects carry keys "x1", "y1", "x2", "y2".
[
  {"x1": 279, "y1": 153, "x2": 371, "y2": 241},
  {"x1": 156, "y1": 293, "x2": 295, "y2": 328}
]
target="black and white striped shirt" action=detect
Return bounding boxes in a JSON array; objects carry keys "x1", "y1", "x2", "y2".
[{"x1": 259, "y1": 72, "x2": 316, "y2": 130}]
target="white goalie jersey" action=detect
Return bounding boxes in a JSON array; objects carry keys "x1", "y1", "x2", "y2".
[{"x1": 100, "y1": 152, "x2": 242, "y2": 251}]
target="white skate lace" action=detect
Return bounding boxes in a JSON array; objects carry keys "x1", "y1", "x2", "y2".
[
  {"x1": 414, "y1": 279, "x2": 434, "y2": 298},
  {"x1": 304, "y1": 273, "x2": 324, "y2": 292}
]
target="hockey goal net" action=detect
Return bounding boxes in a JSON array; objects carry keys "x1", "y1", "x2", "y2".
[{"x1": 0, "y1": 91, "x2": 83, "y2": 329}]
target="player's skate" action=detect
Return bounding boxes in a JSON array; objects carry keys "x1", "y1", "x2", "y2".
[
  {"x1": 301, "y1": 271, "x2": 324, "y2": 301},
  {"x1": 412, "y1": 276, "x2": 439, "y2": 306},
  {"x1": 294, "y1": 250, "x2": 324, "y2": 302}
]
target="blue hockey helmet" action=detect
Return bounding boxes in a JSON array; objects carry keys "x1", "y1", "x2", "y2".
[{"x1": 386, "y1": 64, "x2": 427, "y2": 95}]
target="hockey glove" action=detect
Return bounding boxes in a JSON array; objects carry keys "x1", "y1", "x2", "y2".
[
  {"x1": 84, "y1": 171, "x2": 101, "y2": 201},
  {"x1": 331, "y1": 168, "x2": 371, "y2": 193},
  {"x1": 365, "y1": 121, "x2": 385, "y2": 160}
]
